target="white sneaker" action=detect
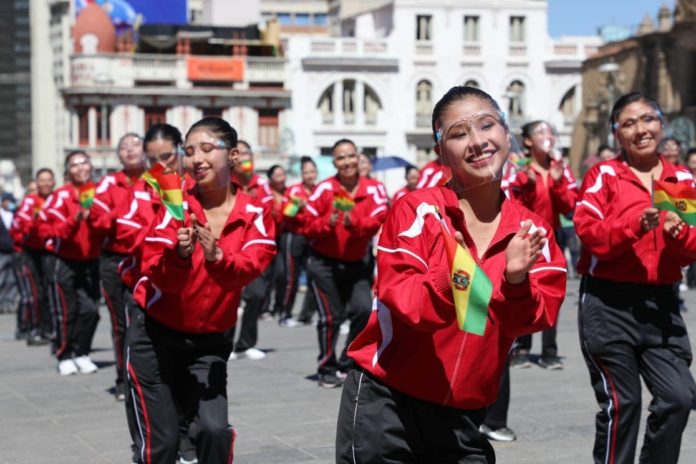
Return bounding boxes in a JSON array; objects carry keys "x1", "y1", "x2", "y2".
[
  {"x1": 680, "y1": 283, "x2": 688, "y2": 292},
  {"x1": 244, "y1": 348, "x2": 266, "y2": 360},
  {"x1": 339, "y1": 322, "x2": 350, "y2": 335},
  {"x1": 279, "y1": 318, "x2": 299, "y2": 328},
  {"x1": 228, "y1": 352, "x2": 238, "y2": 361},
  {"x1": 58, "y1": 359, "x2": 78, "y2": 376},
  {"x1": 74, "y1": 355, "x2": 98, "y2": 374}
]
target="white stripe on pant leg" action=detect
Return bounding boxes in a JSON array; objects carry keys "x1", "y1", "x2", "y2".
[
  {"x1": 351, "y1": 371, "x2": 364, "y2": 464},
  {"x1": 583, "y1": 340, "x2": 613, "y2": 464},
  {"x1": 311, "y1": 280, "x2": 331, "y2": 367},
  {"x1": 126, "y1": 346, "x2": 146, "y2": 463}
]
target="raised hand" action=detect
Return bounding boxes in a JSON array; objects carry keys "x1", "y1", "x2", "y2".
[
  {"x1": 664, "y1": 211, "x2": 685, "y2": 239},
  {"x1": 505, "y1": 220, "x2": 547, "y2": 284},
  {"x1": 192, "y1": 213, "x2": 221, "y2": 262},
  {"x1": 329, "y1": 210, "x2": 340, "y2": 227},
  {"x1": 640, "y1": 207, "x2": 660, "y2": 233}
]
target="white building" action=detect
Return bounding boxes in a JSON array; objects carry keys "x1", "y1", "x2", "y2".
[
  {"x1": 282, "y1": 0, "x2": 601, "y2": 191},
  {"x1": 30, "y1": 0, "x2": 600, "y2": 192}
]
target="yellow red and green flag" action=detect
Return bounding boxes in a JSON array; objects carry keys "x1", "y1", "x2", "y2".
[
  {"x1": 283, "y1": 195, "x2": 301, "y2": 217},
  {"x1": 333, "y1": 191, "x2": 355, "y2": 212},
  {"x1": 78, "y1": 182, "x2": 96, "y2": 209},
  {"x1": 653, "y1": 178, "x2": 696, "y2": 226},
  {"x1": 437, "y1": 215, "x2": 492, "y2": 336},
  {"x1": 142, "y1": 163, "x2": 185, "y2": 221}
]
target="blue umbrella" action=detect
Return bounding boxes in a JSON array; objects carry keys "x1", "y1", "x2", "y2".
[{"x1": 372, "y1": 156, "x2": 415, "y2": 172}]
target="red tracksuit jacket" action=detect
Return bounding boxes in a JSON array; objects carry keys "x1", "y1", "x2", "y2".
[
  {"x1": 10, "y1": 193, "x2": 48, "y2": 251},
  {"x1": 574, "y1": 156, "x2": 696, "y2": 284},
  {"x1": 40, "y1": 184, "x2": 101, "y2": 261},
  {"x1": 133, "y1": 187, "x2": 276, "y2": 333},
  {"x1": 417, "y1": 160, "x2": 451, "y2": 189},
  {"x1": 508, "y1": 163, "x2": 578, "y2": 230},
  {"x1": 89, "y1": 171, "x2": 138, "y2": 254},
  {"x1": 303, "y1": 176, "x2": 388, "y2": 262},
  {"x1": 348, "y1": 186, "x2": 567, "y2": 409}
]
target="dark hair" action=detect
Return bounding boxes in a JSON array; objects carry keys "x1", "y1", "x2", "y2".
[
  {"x1": 521, "y1": 120, "x2": 548, "y2": 140},
  {"x1": 610, "y1": 92, "x2": 663, "y2": 131},
  {"x1": 35, "y1": 168, "x2": 54, "y2": 179},
  {"x1": 687, "y1": 147, "x2": 696, "y2": 157},
  {"x1": 116, "y1": 133, "x2": 142, "y2": 151},
  {"x1": 267, "y1": 164, "x2": 284, "y2": 179},
  {"x1": 597, "y1": 144, "x2": 611, "y2": 154},
  {"x1": 237, "y1": 139, "x2": 252, "y2": 154},
  {"x1": 300, "y1": 156, "x2": 316, "y2": 169},
  {"x1": 659, "y1": 137, "x2": 681, "y2": 150},
  {"x1": 144, "y1": 123, "x2": 182, "y2": 150},
  {"x1": 431, "y1": 86, "x2": 506, "y2": 142},
  {"x1": 64, "y1": 150, "x2": 89, "y2": 168},
  {"x1": 331, "y1": 138, "x2": 357, "y2": 153},
  {"x1": 405, "y1": 165, "x2": 418, "y2": 178},
  {"x1": 186, "y1": 117, "x2": 238, "y2": 148}
]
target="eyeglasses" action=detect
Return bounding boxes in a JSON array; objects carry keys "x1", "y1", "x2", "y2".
[
  {"x1": 68, "y1": 159, "x2": 90, "y2": 169},
  {"x1": 182, "y1": 140, "x2": 228, "y2": 157},
  {"x1": 614, "y1": 113, "x2": 662, "y2": 131},
  {"x1": 437, "y1": 112, "x2": 506, "y2": 143}
]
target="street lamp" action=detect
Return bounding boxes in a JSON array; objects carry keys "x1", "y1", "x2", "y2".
[{"x1": 598, "y1": 61, "x2": 620, "y2": 147}]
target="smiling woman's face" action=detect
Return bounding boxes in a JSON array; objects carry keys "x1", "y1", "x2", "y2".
[
  {"x1": 436, "y1": 96, "x2": 509, "y2": 189},
  {"x1": 614, "y1": 100, "x2": 663, "y2": 165}
]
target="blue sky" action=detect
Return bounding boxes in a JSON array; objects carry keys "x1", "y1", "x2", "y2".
[{"x1": 548, "y1": 0, "x2": 676, "y2": 37}]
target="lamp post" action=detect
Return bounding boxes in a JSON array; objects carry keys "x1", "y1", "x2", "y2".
[{"x1": 598, "y1": 61, "x2": 620, "y2": 148}]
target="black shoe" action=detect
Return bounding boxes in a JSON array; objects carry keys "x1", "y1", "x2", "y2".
[
  {"x1": 115, "y1": 382, "x2": 126, "y2": 401},
  {"x1": 27, "y1": 331, "x2": 50, "y2": 346},
  {"x1": 15, "y1": 329, "x2": 29, "y2": 341},
  {"x1": 318, "y1": 372, "x2": 344, "y2": 388},
  {"x1": 510, "y1": 351, "x2": 531, "y2": 369},
  {"x1": 539, "y1": 356, "x2": 563, "y2": 370}
]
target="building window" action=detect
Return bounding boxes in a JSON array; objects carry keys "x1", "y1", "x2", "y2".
[
  {"x1": 510, "y1": 16, "x2": 526, "y2": 42},
  {"x1": 318, "y1": 85, "x2": 334, "y2": 124},
  {"x1": 559, "y1": 86, "x2": 577, "y2": 122},
  {"x1": 295, "y1": 13, "x2": 310, "y2": 26},
  {"x1": 463, "y1": 16, "x2": 479, "y2": 42},
  {"x1": 464, "y1": 79, "x2": 479, "y2": 88},
  {"x1": 277, "y1": 13, "x2": 292, "y2": 26},
  {"x1": 343, "y1": 80, "x2": 356, "y2": 125},
  {"x1": 202, "y1": 108, "x2": 223, "y2": 118},
  {"x1": 416, "y1": 80, "x2": 432, "y2": 128},
  {"x1": 144, "y1": 107, "x2": 167, "y2": 131},
  {"x1": 76, "y1": 105, "x2": 110, "y2": 146},
  {"x1": 77, "y1": 107, "x2": 89, "y2": 145},
  {"x1": 314, "y1": 13, "x2": 328, "y2": 26},
  {"x1": 258, "y1": 109, "x2": 279, "y2": 150},
  {"x1": 416, "y1": 15, "x2": 432, "y2": 41},
  {"x1": 506, "y1": 80, "x2": 525, "y2": 119},
  {"x1": 364, "y1": 85, "x2": 382, "y2": 126}
]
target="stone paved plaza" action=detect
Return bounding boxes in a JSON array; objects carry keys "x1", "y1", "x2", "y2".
[{"x1": 1, "y1": 281, "x2": 696, "y2": 463}]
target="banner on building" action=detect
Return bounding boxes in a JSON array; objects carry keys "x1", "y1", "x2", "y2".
[
  {"x1": 187, "y1": 57, "x2": 245, "y2": 82},
  {"x1": 74, "y1": 0, "x2": 188, "y2": 27}
]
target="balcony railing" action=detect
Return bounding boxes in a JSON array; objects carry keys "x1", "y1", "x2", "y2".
[
  {"x1": 416, "y1": 113, "x2": 430, "y2": 128},
  {"x1": 415, "y1": 41, "x2": 433, "y2": 56},
  {"x1": 307, "y1": 38, "x2": 391, "y2": 57},
  {"x1": 509, "y1": 44, "x2": 527, "y2": 56},
  {"x1": 462, "y1": 43, "x2": 481, "y2": 56}
]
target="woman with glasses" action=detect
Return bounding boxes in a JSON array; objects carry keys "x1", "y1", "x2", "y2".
[
  {"x1": 88, "y1": 133, "x2": 145, "y2": 399},
  {"x1": 574, "y1": 92, "x2": 696, "y2": 464},
  {"x1": 124, "y1": 117, "x2": 276, "y2": 463},
  {"x1": 335, "y1": 86, "x2": 566, "y2": 462},
  {"x1": 508, "y1": 119, "x2": 578, "y2": 370},
  {"x1": 40, "y1": 151, "x2": 102, "y2": 376}
]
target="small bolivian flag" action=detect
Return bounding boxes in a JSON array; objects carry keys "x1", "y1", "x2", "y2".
[
  {"x1": 437, "y1": 217, "x2": 492, "y2": 336},
  {"x1": 240, "y1": 159, "x2": 254, "y2": 180},
  {"x1": 283, "y1": 195, "x2": 301, "y2": 217},
  {"x1": 654, "y1": 178, "x2": 696, "y2": 225},
  {"x1": 333, "y1": 192, "x2": 355, "y2": 212},
  {"x1": 142, "y1": 164, "x2": 185, "y2": 221},
  {"x1": 78, "y1": 182, "x2": 96, "y2": 209}
]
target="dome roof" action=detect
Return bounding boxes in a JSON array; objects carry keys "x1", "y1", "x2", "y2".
[{"x1": 74, "y1": 3, "x2": 116, "y2": 53}]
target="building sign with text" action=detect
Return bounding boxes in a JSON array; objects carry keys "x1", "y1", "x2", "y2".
[{"x1": 186, "y1": 57, "x2": 245, "y2": 82}]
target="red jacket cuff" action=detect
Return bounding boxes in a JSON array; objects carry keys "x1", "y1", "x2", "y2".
[
  {"x1": 431, "y1": 265, "x2": 452, "y2": 296},
  {"x1": 500, "y1": 273, "x2": 532, "y2": 300}
]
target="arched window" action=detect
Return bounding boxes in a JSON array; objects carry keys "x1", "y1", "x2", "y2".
[
  {"x1": 317, "y1": 85, "x2": 334, "y2": 125},
  {"x1": 343, "y1": 79, "x2": 356, "y2": 124},
  {"x1": 559, "y1": 86, "x2": 576, "y2": 122},
  {"x1": 364, "y1": 84, "x2": 382, "y2": 126},
  {"x1": 416, "y1": 80, "x2": 432, "y2": 127},
  {"x1": 464, "y1": 79, "x2": 479, "y2": 89},
  {"x1": 506, "y1": 80, "x2": 525, "y2": 118}
]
